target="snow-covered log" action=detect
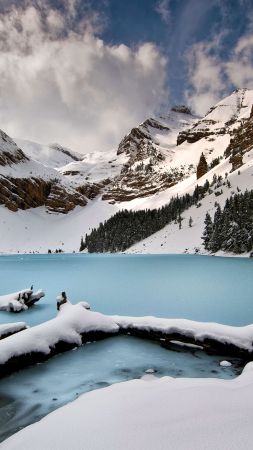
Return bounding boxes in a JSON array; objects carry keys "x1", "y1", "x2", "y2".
[
  {"x1": 0, "y1": 288, "x2": 45, "y2": 312},
  {"x1": 2, "y1": 304, "x2": 253, "y2": 378},
  {"x1": 0, "y1": 322, "x2": 27, "y2": 340},
  {"x1": 113, "y1": 315, "x2": 253, "y2": 357},
  {"x1": 0, "y1": 296, "x2": 119, "y2": 377}
]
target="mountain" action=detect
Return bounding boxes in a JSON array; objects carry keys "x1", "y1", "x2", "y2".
[
  {"x1": 0, "y1": 88, "x2": 253, "y2": 254},
  {"x1": 59, "y1": 106, "x2": 197, "y2": 202},
  {"x1": 0, "y1": 134, "x2": 87, "y2": 214},
  {"x1": 15, "y1": 139, "x2": 82, "y2": 169}
]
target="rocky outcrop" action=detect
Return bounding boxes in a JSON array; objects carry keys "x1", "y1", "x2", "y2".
[
  {"x1": 225, "y1": 110, "x2": 253, "y2": 158},
  {"x1": 0, "y1": 176, "x2": 87, "y2": 213},
  {"x1": 197, "y1": 153, "x2": 208, "y2": 179},
  {"x1": 77, "y1": 179, "x2": 111, "y2": 200},
  {"x1": 171, "y1": 105, "x2": 191, "y2": 114},
  {"x1": 229, "y1": 152, "x2": 243, "y2": 172},
  {"x1": 46, "y1": 184, "x2": 87, "y2": 214},
  {"x1": 0, "y1": 176, "x2": 51, "y2": 212},
  {"x1": 102, "y1": 168, "x2": 185, "y2": 202}
]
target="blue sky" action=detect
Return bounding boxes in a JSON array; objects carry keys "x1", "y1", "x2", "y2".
[
  {"x1": 0, "y1": 0, "x2": 252, "y2": 152},
  {"x1": 76, "y1": 0, "x2": 253, "y2": 104}
]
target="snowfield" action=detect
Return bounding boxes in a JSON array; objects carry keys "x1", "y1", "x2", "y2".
[{"x1": 2, "y1": 363, "x2": 253, "y2": 450}]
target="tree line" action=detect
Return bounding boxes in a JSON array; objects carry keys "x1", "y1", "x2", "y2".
[{"x1": 80, "y1": 181, "x2": 210, "y2": 253}]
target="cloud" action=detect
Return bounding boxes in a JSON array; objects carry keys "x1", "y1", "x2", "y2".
[
  {"x1": 184, "y1": 39, "x2": 227, "y2": 115},
  {"x1": 0, "y1": 2, "x2": 167, "y2": 153},
  {"x1": 155, "y1": 0, "x2": 171, "y2": 25},
  {"x1": 184, "y1": 1, "x2": 253, "y2": 116},
  {"x1": 225, "y1": 34, "x2": 253, "y2": 88}
]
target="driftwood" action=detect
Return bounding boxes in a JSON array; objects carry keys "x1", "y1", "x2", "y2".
[{"x1": 0, "y1": 287, "x2": 45, "y2": 312}]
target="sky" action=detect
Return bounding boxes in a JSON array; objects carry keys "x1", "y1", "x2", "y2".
[{"x1": 0, "y1": 0, "x2": 253, "y2": 153}]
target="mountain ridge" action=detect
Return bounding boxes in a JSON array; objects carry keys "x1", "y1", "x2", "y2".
[{"x1": 0, "y1": 88, "x2": 253, "y2": 253}]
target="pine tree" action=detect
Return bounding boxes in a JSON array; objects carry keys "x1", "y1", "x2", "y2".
[
  {"x1": 202, "y1": 212, "x2": 213, "y2": 250},
  {"x1": 79, "y1": 236, "x2": 85, "y2": 252}
]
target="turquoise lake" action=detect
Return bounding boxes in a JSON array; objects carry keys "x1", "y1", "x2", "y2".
[
  {"x1": 0, "y1": 253, "x2": 253, "y2": 326},
  {"x1": 0, "y1": 254, "x2": 252, "y2": 442}
]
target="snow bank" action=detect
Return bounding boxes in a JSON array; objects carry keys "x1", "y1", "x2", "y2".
[
  {"x1": 0, "y1": 288, "x2": 45, "y2": 312},
  {"x1": 0, "y1": 299, "x2": 119, "y2": 373},
  {"x1": 113, "y1": 315, "x2": 253, "y2": 354},
  {"x1": 2, "y1": 362, "x2": 253, "y2": 450}
]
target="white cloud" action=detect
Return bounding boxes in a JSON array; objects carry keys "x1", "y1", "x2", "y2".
[
  {"x1": 185, "y1": 23, "x2": 253, "y2": 116},
  {"x1": 225, "y1": 34, "x2": 253, "y2": 88},
  {"x1": 184, "y1": 40, "x2": 226, "y2": 115},
  {"x1": 0, "y1": 3, "x2": 167, "y2": 153},
  {"x1": 155, "y1": 0, "x2": 171, "y2": 25}
]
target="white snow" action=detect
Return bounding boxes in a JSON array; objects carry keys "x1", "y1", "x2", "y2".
[
  {"x1": 0, "y1": 288, "x2": 44, "y2": 312},
  {"x1": 15, "y1": 139, "x2": 82, "y2": 169},
  {"x1": 112, "y1": 315, "x2": 253, "y2": 352},
  {"x1": 0, "y1": 322, "x2": 27, "y2": 338},
  {"x1": 220, "y1": 360, "x2": 232, "y2": 367},
  {"x1": 3, "y1": 362, "x2": 253, "y2": 450}
]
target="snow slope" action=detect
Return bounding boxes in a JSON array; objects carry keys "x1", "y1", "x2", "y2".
[
  {"x1": 3, "y1": 362, "x2": 253, "y2": 450},
  {"x1": 15, "y1": 139, "x2": 82, "y2": 169},
  {"x1": 127, "y1": 147, "x2": 253, "y2": 254}
]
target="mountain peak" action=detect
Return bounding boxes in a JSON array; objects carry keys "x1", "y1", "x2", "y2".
[{"x1": 171, "y1": 105, "x2": 191, "y2": 114}]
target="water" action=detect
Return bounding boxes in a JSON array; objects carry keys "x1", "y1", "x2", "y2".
[
  {"x1": 0, "y1": 254, "x2": 252, "y2": 442},
  {"x1": 0, "y1": 253, "x2": 252, "y2": 326}
]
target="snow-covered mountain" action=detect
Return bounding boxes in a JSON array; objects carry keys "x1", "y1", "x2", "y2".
[
  {"x1": 15, "y1": 139, "x2": 82, "y2": 169},
  {"x1": 0, "y1": 133, "x2": 87, "y2": 214},
  {"x1": 1, "y1": 88, "x2": 253, "y2": 253}
]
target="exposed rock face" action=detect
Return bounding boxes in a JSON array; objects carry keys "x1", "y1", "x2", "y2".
[
  {"x1": 77, "y1": 179, "x2": 110, "y2": 200},
  {"x1": 225, "y1": 110, "x2": 253, "y2": 158},
  {"x1": 0, "y1": 130, "x2": 28, "y2": 166},
  {"x1": 103, "y1": 110, "x2": 196, "y2": 202},
  {"x1": 197, "y1": 153, "x2": 208, "y2": 179},
  {"x1": 0, "y1": 129, "x2": 88, "y2": 214},
  {"x1": 171, "y1": 105, "x2": 191, "y2": 114},
  {"x1": 0, "y1": 177, "x2": 51, "y2": 212},
  {"x1": 0, "y1": 176, "x2": 87, "y2": 213},
  {"x1": 46, "y1": 184, "x2": 87, "y2": 214},
  {"x1": 229, "y1": 152, "x2": 243, "y2": 172}
]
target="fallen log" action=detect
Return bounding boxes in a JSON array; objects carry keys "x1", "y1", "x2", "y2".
[
  {"x1": 0, "y1": 294, "x2": 119, "y2": 378},
  {"x1": 0, "y1": 322, "x2": 28, "y2": 340},
  {"x1": 1, "y1": 298, "x2": 253, "y2": 378},
  {"x1": 0, "y1": 287, "x2": 45, "y2": 312},
  {"x1": 112, "y1": 315, "x2": 253, "y2": 359}
]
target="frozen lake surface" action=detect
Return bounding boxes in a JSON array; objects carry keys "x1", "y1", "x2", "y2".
[
  {"x1": 0, "y1": 254, "x2": 252, "y2": 441},
  {"x1": 0, "y1": 253, "x2": 253, "y2": 326}
]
